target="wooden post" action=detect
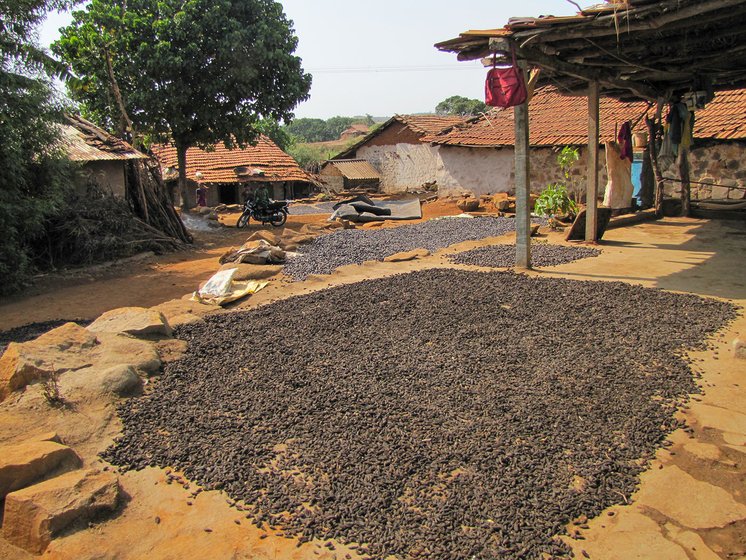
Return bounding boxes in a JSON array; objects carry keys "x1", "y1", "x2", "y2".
[
  {"x1": 679, "y1": 146, "x2": 691, "y2": 217},
  {"x1": 646, "y1": 100, "x2": 666, "y2": 218},
  {"x1": 514, "y1": 84, "x2": 531, "y2": 269},
  {"x1": 586, "y1": 81, "x2": 600, "y2": 242}
]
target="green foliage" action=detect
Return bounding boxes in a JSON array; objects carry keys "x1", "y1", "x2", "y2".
[
  {"x1": 53, "y1": 0, "x2": 312, "y2": 206},
  {"x1": 256, "y1": 119, "x2": 294, "y2": 152},
  {"x1": 534, "y1": 183, "x2": 578, "y2": 220},
  {"x1": 288, "y1": 143, "x2": 336, "y2": 171},
  {"x1": 435, "y1": 95, "x2": 488, "y2": 117},
  {"x1": 0, "y1": 0, "x2": 79, "y2": 294},
  {"x1": 285, "y1": 116, "x2": 358, "y2": 143}
]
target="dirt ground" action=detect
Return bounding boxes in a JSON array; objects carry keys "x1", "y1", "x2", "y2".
[
  {"x1": 0, "y1": 211, "x2": 745, "y2": 560},
  {"x1": 0, "y1": 199, "x2": 460, "y2": 330}
]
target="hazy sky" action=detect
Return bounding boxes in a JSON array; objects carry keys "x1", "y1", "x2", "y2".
[{"x1": 38, "y1": 0, "x2": 578, "y2": 119}]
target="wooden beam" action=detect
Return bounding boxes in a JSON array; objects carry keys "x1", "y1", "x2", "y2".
[
  {"x1": 586, "y1": 81, "x2": 600, "y2": 243},
  {"x1": 517, "y1": 0, "x2": 746, "y2": 42},
  {"x1": 647, "y1": 100, "x2": 666, "y2": 218},
  {"x1": 517, "y1": 45, "x2": 660, "y2": 101},
  {"x1": 514, "y1": 66, "x2": 531, "y2": 269}
]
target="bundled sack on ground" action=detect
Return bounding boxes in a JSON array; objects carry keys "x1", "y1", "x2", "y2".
[
  {"x1": 191, "y1": 268, "x2": 268, "y2": 306},
  {"x1": 219, "y1": 240, "x2": 286, "y2": 266}
]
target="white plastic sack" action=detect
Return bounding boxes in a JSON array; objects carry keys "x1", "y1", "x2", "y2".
[{"x1": 199, "y1": 268, "x2": 237, "y2": 297}]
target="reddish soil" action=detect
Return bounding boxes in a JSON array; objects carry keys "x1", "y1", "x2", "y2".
[{"x1": 0, "y1": 200, "x2": 464, "y2": 330}]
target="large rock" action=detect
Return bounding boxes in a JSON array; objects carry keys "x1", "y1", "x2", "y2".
[
  {"x1": 733, "y1": 335, "x2": 746, "y2": 360},
  {"x1": 0, "y1": 440, "x2": 82, "y2": 499},
  {"x1": 383, "y1": 248, "x2": 431, "y2": 263},
  {"x1": 95, "y1": 333, "x2": 162, "y2": 375},
  {"x1": 60, "y1": 364, "x2": 142, "y2": 398},
  {"x1": 87, "y1": 307, "x2": 172, "y2": 338},
  {"x1": 457, "y1": 197, "x2": 481, "y2": 212},
  {"x1": 246, "y1": 230, "x2": 280, "y2": 246},
  {"x1": 218, "y1": 263, "x2": 284, "y2": 281},
  {"x1": 2, "y1": 469, "x2": 120, "y2": 553},
  {"x1": 0, "y1": 323, "x2": 97, "y2": 402}
]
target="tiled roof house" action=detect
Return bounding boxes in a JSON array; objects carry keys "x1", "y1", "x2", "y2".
[
  {"x1": 330, "y1": 114, "x2": 466, "y2": 193},
  {"x1": 423, "y1": 87, "x2": 746, "y2": 199},
  {"x1": 151, "y1": 136, "x2": 314, "y2": 206}
]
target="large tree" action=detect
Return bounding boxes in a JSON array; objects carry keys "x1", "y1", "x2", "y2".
[
  {"x1": 54, "y1": 0, "x2": 312, "y2": 208},
  {"x1": 435, "y1": 95, "x2": 488, "y2": 117}
]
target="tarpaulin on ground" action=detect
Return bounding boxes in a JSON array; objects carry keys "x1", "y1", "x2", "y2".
[{"x1": 329, "y1": 196, "x2": 422, "y2": 223}]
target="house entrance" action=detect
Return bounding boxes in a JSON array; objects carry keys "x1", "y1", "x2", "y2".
[{"x1": 218, "y1": 184, "x2": 239, "y2": 205}]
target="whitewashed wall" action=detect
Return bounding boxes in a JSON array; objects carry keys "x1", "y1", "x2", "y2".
[
  {"x1": 356, "y1": 141, "x2": 615, "y2": 199},
  {"x1": 435, "y1": 147, "x2": 515, "y2": 197},
  {"x1": 358, "y1": 143, "x2": 440, "y2": 193}
]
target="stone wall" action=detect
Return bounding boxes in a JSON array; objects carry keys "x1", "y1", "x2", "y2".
[
  {"x1": 435, "y1": 145, "x2": 608, "y2": 199},
  {"x1": 660, "y1": 141, "x2": 746, "y2": 200}
]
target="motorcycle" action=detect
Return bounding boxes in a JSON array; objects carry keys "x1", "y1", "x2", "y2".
[{"x1": 236, "y1": 198, "x2": 289, "y2": 228}]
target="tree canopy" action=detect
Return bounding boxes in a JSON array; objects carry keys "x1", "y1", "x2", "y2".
[
  {"x1": 435, "y1": 95, "x2": 488, "y2": 117},
  {"x1": 54, "y1": 0, "x2": 312, "y2": 208}
]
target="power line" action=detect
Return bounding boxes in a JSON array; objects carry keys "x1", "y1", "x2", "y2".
[{"x1": 306, "y1": 64, "x2": 484, "y2": 74}]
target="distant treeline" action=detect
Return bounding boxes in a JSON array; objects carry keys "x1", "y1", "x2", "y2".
[{"x1": 285, "y1": 115, "x2": 375, "y2": 143}]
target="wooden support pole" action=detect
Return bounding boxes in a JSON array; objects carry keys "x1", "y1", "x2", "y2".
[
  {"x1": 514, "y1": 86, "x2": 531, "y2": 269},
  {"x1": 586, "y1": 81, "x2": 600, "y2": 242},
  {"x1": 679, "y1": 146, "x2": 691, "y2": 217},
  {"x1": 647, "y1": 100, "x2": 666, "y2": 218}
]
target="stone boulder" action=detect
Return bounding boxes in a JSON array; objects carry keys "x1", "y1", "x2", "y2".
[
  {"x1": 2, "y1": 469, "x2": 120, "y2": 553},
  {"x1": 87, "y1": 307, "x2": 172, "y2": 338},
  {"x1": 95, "y1": 333, "x2": 162, "y2": 375},
  {"x1": 0, "y1": 440, "x2": 82, "y2": 499},
  {"x1": 246, "y1": 230, "x2": 280, "y2": 246},
  {"x1": 60, "y1": 364, "x2": 142, "y2": 398},
  {"x1": 0, "y1": 323, "x2": 97, "y2": 402},
  {"x1": 383, "y1": 248, "x2": 431, "y2": 263},
  {"x1": 457, "y1": 198, "x2": 481, "y2": 212},
  {"x1": 734, "y1": 335, "x2": 746, "y2": 360}
]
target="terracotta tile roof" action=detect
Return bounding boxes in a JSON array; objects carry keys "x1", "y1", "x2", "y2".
[
  {"x1": 424, "y1": 87, "x2": 746, "y2": 147},
  {"x1": 397, "y1": 115, "x2": 467, "y2": 136},
  {"x1": 333, "y1": 114, "x2": 466, "y2": 159},
  {"x1": 151, "y1": 136, "x2": 312, "y2": 184},
  {"x1": 60, "y1": 115, "x2": 147, "y2": 162},
  {"x1": 694, "y1": 88, "x2": 746, "y2": 140},
  {"x1": 342, "y1": 124, "x2": 370, "y2": 134},
  {"x1": 322, "y1": 159, "x2": 380, "y2": 180}
]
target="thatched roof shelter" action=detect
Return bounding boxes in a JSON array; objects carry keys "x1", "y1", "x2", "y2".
[
  {"x1": 436, "y1": 0, "x2": 746, "y2": 102},
  {"x1": 435, "y1": 0, "x2": 746, "y2": 267}
]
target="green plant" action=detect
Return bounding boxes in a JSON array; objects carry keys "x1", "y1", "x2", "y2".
[
  {"x1": 41, "y1": 370, "x2": 65, "y2": 408},
  {"x1": 556, "y1": 146, "x2": 581, "y2": 202},
  {"x1": 534, "y1": 183, "x2": 578, "y2": 220}
]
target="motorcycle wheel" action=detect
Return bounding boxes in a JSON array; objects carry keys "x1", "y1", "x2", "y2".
[
  {"x1": 270, "y1": 211, "x2": 287, "y2": 228},
  {"x1": 237, "y1": 212, "x2": 250, "y2": 228}
]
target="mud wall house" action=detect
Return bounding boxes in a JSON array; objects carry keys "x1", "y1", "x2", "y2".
[
  {"x1": 59, "y1": 115, "x2": 148, "y2": 196},
  {"x1": 319, "y1": 159, "x2": 381, "y2": 193},
  {"x1": 421, "y1": 87, "x2": 746, "y2": 200},
  {"x1": 333, "y1": 115, "x2": 465, "y2": 193},
  {"x1": 339, "y1": 124, "x2": 370, "y2": 141},
  {"x1": 151, "y1": 136, "x2": 315, "y2": 207}
]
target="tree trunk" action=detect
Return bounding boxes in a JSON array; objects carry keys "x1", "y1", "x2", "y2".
[
  {"x1": 646, "y1": 100, "x2": 666, "y2": 218},
  {"x1": 176, "y1": 142, "x2": 191, "y2": 210},
  {"x1": 679, "y1": 146, "x2": 691, "y2": 217}
]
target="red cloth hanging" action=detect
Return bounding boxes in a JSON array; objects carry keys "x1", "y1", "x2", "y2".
[
  {"x1": 618, "y1": 121, "x2": 633, "y2": 162},
  {"x1": 485, "y1": 46, "x2": 528, "y2": 108}
]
